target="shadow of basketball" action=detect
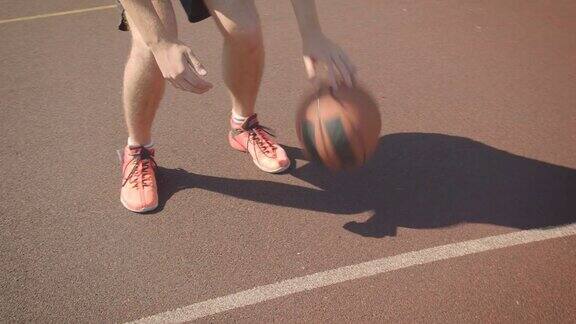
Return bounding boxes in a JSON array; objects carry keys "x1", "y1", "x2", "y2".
[{"x1": 155, "y1": 133, "x2": 576, "y2": 237}]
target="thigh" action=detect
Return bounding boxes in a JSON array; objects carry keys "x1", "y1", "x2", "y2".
[
  {"x1": 203, "y1": 0, "x2": 261, "y2": 37},
  {"x1": 125, "y1": 0, "x2": 178, "y2": 46}
]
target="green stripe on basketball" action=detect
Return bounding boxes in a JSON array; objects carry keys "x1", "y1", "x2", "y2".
[
  {"x1": 325, "y1": 117, "x2": 357, "y2": 168},
  {"x1": 301, "y1": 120, "x2": 321, "y2": 161}
]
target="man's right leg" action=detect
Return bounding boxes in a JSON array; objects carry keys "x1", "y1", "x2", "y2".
[
  {"x1": 123, "y1": 0, "x2": 177, "y2": 146},
  {"x1": 120, "y1": 0, "x2": 177, "y2": 213}
]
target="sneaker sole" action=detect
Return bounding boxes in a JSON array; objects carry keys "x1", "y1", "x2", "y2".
[
  {"x1": 120, "y1": 197, "x2": 158, "y2": 213},
  {"x1": 229, "y1": 133, "x2": 291, "y2": 174},
  {"x1": 252, "y1": 155, "x2": 291, "y2": 174}
]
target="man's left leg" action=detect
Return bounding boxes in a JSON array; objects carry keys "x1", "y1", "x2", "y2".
[{"x1": 204, "y1": 0, "x2": 290, "y2": 173}]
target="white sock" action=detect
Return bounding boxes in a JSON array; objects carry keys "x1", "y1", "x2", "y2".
[
  {"x1": 127, "y1": 137, "x2": 154, "y2": 148},
  {"x1": 232, "y1": 110, "x2": 248, "y2": 124}
]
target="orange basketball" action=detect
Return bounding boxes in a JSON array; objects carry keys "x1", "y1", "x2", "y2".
[{"x1": 296, "y1": 84, "x2": 381, "y2": 171}]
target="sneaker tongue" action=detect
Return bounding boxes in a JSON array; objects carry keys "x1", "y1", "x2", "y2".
[
  {"x1": 129, "y1": 146, "x2": 154, "y2": 156},
  {"x1": 241, "y1": 114, "x2": 259, "y2": 130}
]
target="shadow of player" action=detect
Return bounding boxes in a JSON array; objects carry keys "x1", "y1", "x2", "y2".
[{"x1": 156, "y1": 133, "x2": 576, "y2": 237}]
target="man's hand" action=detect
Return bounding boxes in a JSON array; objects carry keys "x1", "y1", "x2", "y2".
[
  {"x1": 290, "y1": 0, "x2": 356, "y2": 89},
  {"x1": 302, "y1": 33, "x2": 356, "y2": 90},
  {"x1": 150, "y1": 41, "x2": 213, "y2": 94}
]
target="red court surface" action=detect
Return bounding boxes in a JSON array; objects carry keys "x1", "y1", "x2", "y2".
[{"x1": 1, "y1": 0, "x2": 575, "y2": 322}]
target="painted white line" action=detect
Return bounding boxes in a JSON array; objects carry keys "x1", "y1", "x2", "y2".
[
  {"x1": 129, "y1": 224, "x2": 576, "y2": 323},
  {"x1": 0, "y1": 5, "x2": 117, "y2": 25}
]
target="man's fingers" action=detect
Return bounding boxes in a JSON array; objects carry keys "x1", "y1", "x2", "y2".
[
  {"x1": 185, "y1": 69, "x2": 213, "y2": 89},
  {"x1": 175, "y1": 78, "x2": 199, "y2": 93},
  {"x1": 171, "y1": 75, "x2": 212, "y2": 94},
  {"x1": 174, "y1": 69, "x2": 212, "y2": 93},
  {"x1": 303, "y1": 56, "x2": 323, "y2": 91},
  {"x1": 303, "y1": 56, "x2": 317, "y2": 80},
  {"x1": 332, "y1": 55, "x2": 353, "y2": 88},
  {"x1": 326, "y1": 62, "x2": 338, "y2": 90},
  {"x1": 182, "y1": 73, "x2": 212, "y2": 93},
  {"x1": 186, "y1": 49, "x2": 208, "y2": 76},
  {"x1": 338, "y1": 51, "x2": 357, "y2": 75},
  {"x1": 179, "y1": 78, "x2": 207, "y2": 94},
  {"x1": 168, "y1": 79, "x2": 183, "y2": 90}
]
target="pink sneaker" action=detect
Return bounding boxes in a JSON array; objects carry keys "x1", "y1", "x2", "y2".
[
  {"x1": 119, "y1": 146, "x2": 159, "y2": 212},
  {"x1": 228, "y1": 114, "x2": 290, "y2": 173}
]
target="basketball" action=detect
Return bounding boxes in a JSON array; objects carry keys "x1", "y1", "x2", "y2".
[{"x1": 296, "y1": 84, "x2": 381, "y2": 171}]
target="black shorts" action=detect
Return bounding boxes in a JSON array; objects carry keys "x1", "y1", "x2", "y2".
[{"x1": 118, "y1": 0, "x2": 210, "y2": 31}]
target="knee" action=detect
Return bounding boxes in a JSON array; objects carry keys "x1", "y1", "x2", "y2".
[
  {"x1": 223, "y1": 21, "x2": 263, "y2": 54},
  {"x1": 127, "y1": 41, "x2": 163, "y2": 79},
  {"x1": 130, "y1": 40, "x2": 155, "y2": 62}
]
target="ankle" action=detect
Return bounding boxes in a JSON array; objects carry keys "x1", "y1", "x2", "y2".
[
  {"x1": 231, "y1": 110, "x2": 248, "y2": 123},
  {"x1": 127, "y1": 137, "x2": 154, "y2": 148}
]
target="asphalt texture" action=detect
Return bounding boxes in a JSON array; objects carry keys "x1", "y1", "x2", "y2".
[{"x1": 1, "y1": 0, "x2": 575, "y2": 322}]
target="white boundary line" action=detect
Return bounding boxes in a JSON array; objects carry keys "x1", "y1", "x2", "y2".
[
  {"x1": 128, "y1": 223, "x2": 576, "y2": 323},
  {"x1": 0, "y1": 5, "x2": 117, "y2": 25}
]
